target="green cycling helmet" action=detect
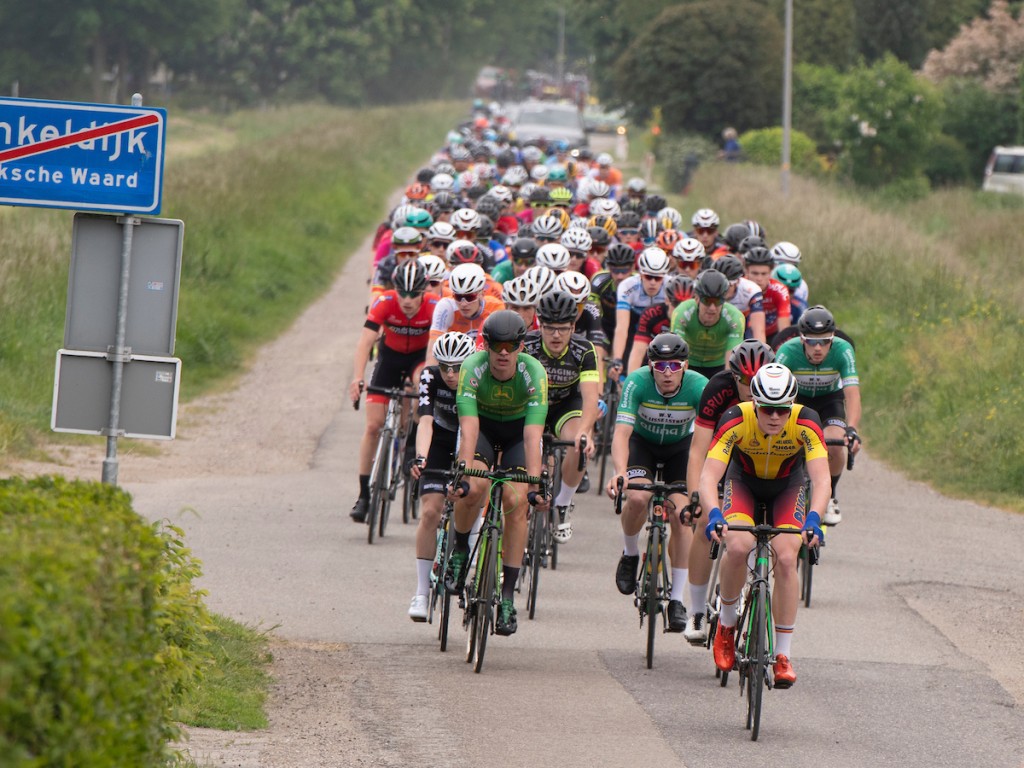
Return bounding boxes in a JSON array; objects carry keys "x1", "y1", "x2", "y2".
[
  {"x1": 547, "y1": 165, "x2": 569, "y2": 183},
  {"x1": 549, "y1": 186, "x2": 573, "y2": 204},
  {"x1": 405, "y1": 208, "x2": 434, "y2": 229},
  {"x1": 772, "y1": 263, "x2": 802, "y2": 290}
]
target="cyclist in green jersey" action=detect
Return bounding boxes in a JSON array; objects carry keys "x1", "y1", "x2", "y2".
[
  {"x1": 606, "y1": 333, "x2": 709, "y2": 632},
  {"x1": 444, "y1": 310, "x2": 549, "y2": 636},
  {"x1": 775, "y1": 305, "x2": 861, "y2": 525},
  {"x1": 670, "y1": 269, "x2": 745, "y2": 379}
]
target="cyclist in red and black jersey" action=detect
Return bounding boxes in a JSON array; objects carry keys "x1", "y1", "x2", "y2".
[
  {"x1": 626, "y1": 273, "x2": 694, "y2": 372},
  {"x1": 589, "y1": 242, "x2": 636, "y2": 354},
  {"x1": 349, "y1": 262, "x2": 438, "y2": 522}
]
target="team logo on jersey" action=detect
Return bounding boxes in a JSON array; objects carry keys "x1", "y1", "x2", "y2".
[{"x1": 492, "y1": 384, "x2": 514, "y2": 401}]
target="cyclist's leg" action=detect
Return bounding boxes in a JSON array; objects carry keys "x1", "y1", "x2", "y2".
[
  {"x1": 804, "y1": 392, "x2": 847, "y2": 521},
  {"x1": 768, "y1": 473, "x2": 806, "y2": 679},
  {"x1": 554, "y1": 410, "x2": 585, "y2": 497},
  {"x1": 413, "y1": 432, "x2": 457, "y2": 602},
  {"x1": 662, "y1": 439, "x2": 693, "y2": 624}
]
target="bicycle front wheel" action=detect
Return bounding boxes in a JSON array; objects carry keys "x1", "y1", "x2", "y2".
[
  {"x1": 402, "y1": 473, "x2": 418, "y2": 524},
  {"x1": 472, "y1": 527, "x2": 497, "y2": 674},
  {"x1": 746, "y1": 580, "x2": 769, "y2": 741},
  {"x1": 526, "y1": 507, "x2": 543, "y2": 620},
  {"x1": 377, "y1": 438, "x2": 395, "y2": 540},
  {"x1": 367, "y1": 429, "x2": 392, "y2": 545},
  {"x1": 645, "y1": 526, "x2": 662, "y2": 670}
]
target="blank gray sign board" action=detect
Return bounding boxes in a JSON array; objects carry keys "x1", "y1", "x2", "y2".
[
  {"x1": 51, "y1": 350, "x2": 181, "y2": 439},
  {"x1": 64, "y1": 213, "x2": 183, "y2": 356}
]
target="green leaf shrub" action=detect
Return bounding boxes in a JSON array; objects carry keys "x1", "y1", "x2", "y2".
[
  {"x1": 738, "y1": 127, "x2": 824, "y2": 176},
  {"x1": 0, "y1": 477, "x2": 210, "y2": 766}
]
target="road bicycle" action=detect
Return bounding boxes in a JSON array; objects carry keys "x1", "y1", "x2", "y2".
[
  {"x1": 456, "y1": 461, "x2": 547, "y2": 674},
  {"x1": 710, "y1": 517, "x2": 817, "y2": 741},
  {"x1": 358, "y1": 383, "x2": 417, "y2": 544},
  {"x1": 615, "y1": 471, "x2": 687, "y2": 670},
  {"x1": 401, "y1": 404, "x2": 421, "y2": 525},
  {"x1": 428, "y1": 491, "x2": 456, "y2": 652},
  {"x1": 594, "y1": 367, "x2": 621, "y2": 495},
  {"x1": 520, "y1": 433, "x2": 586, "y2": 620}
]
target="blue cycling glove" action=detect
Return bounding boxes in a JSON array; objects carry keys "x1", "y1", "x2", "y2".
[
  {"x1": 802, "y1": 510, "x2": 823, "y2": 542},
  {"x1": 704, "y1": 507, "x2": 725, "y2": 541}
]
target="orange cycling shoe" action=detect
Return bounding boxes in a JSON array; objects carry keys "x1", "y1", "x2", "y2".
[
  {"x1": 773, "y1": 655, "x2": 797, "y2": 689},
  {"x1": 713, "y1": 624, "x2": 736, "y2": 671}
]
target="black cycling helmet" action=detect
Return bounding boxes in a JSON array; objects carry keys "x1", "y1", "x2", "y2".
[
  {"x1": 537, "y1": 290, "x2": 579, "y2": 324},
  {"x1": 738, "y1": 235, "x2": 767, "y2": 254},
  {"x1": 711, "y1": 255, "x2": 744, "y2": 281},
  {"x1": 743, "y1": 219, "x2": 766, "y2": 239},
  {"x1": 694, "y1": 269, "x2": 731, "y2": 300},
  {"x1": 797, "y1": 305, "x2": 836, "y2": 335},
  {"x1": 647, "y1": 332, "x2": 689, "y2": 361},
  {"x1": 620, "y1": 199, "x2": 647, "y2": 217},
  {"x1": 616, "y1": 211, "x2": 642, "y2": 230},
  {"x1": 432, "y1": 190, "x2": 457, "y2": 213},
  {"x1": 475, "y1": 196, "x2": 501, "y2": 222},
  {"x1": 588, "y1": 226, "x2": 612, "y2": 248},
  {"x1": 415, "y1": 167, "x2": 435, "y2": 184},
  {"x1": 391, "y1": 261, "x2": 427, "y2": 294},
  {"x1": 605, "y1": 242, "x2": 637, "y2": 268},
  {"x1": 728, "y1": 339, "x2": 776, "y2": 379},
  {"x1": 722, "y1": 222, "x2": 751, "y2": 252},
  {"x1": 743, "y1": 245, "x2": 774, "y2": 266},
  {"x1": 529, "y1": 187, "x2": 552, "y2": 207},
  {"x1": 475, "y1": 217, "x2": 494, "y2": 241},
  {"x1": 645, "y1": 194, "x2": 667, "y2": 214},
  {"x1": 482, "y1": 309, "x2": 528, "y2": 345},
  {"x1": 509, "y1": 236, "x2": 538, "y2": 262}
]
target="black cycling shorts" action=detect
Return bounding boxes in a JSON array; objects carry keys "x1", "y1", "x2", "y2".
[
  {"x1": 626, "y1": 432, "x2": 691, "y2": 486},
  {"x1": 546, "y1": 394, "x2": 583, "y2": 435},
  {"x1": 367, "y1": 346, "x2": 424, "y2": 404},
  {"x1": 798, "y1": 391, "x2": 846, "y2": 429},
  {"x1": 474, "y1": 416, "x2": 529, "y2": 471},
  {"x1": 420, "y1": 427, "x2": 458, "y2": 496}
]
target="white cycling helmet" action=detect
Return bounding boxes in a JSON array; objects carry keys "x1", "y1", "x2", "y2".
[
  {"x1": 588, "y1": 180, "x2": 611, "y2": 199},
  {"x1": 457, "y1": 170, "x2": 478, "y2": 190},
  {"x1": 532, "y1": 214, "x2": 564, "y2": 239},
  {"x1": 691, "y1": 208, "x2": 720, "y2": 228},
  {"x1": 450, "y1": 208, "x2": 481, "y2": 232},
  {"x1": 430, "y1": 173, "x2": 455, "y2": 192},
  {"x1": 489, "y1": 184, "x2": 513, "y2": 205},
  {"x1": 536, "y1": 242, "x2": 572, "y2": 272},
  {"x1": 672, "y1": 237, "x2": 706, "y2": 264},
  {"x1": 523, "y1": 264, "x2": 558, "y2": 297},
  {"x1": 589, "y1": 197, "x2": 620, "y2": 217},
  {"x1": 522, "y1": 145, "x2": 544, "y2": 163},
  {"x1": 567, "y1": 216, "x2": 590, "y2": 231},
  {"x1": 627, "y1": 177, "x2": 647, "y2": 194},
  {"x1": 531, "y1": 164, "x2": 550, "y2": 182},
  {"x1": 554, "y1": 270, "x2": 591, "y2": 303},
  {"x1": 637, "y1": 246, "x2": 672, "y2": 276},
  {"x1": 750, "y1": 363, "x2": 799, "y2": 406},
  {"x1": 502, "y1": 166, "x2": 529, "y2": 186},
  {"x1": 390, "y1": 204, "x2": 416, "y2": 229},
  {"x1": 501, "y1": 275, "x2": 541, "y2": 307},
  {"x1": 433, "y1": 331, "x2": 476, "y2": 364},
  {"x1": 448, "y1": 263, "x2": 487, "y2": 295},
  {"x1": 417, "y1": 254, "x2": 449, "y2": 282},
  {"x1": 427, "y1": 221, "x2": 456, "y2": 243},
  {"x1": 596, "y1": 152, "x2": 614, "y2": 166},
  {"x1": 658, "y1": 207, "x2": 683, "y2": 229},
  {"x1": 560, "y1": 228, "x2": 593, "y2": 255},
  {"x1": 771, "y1": 241, "x2": 802, "y2": 265}
]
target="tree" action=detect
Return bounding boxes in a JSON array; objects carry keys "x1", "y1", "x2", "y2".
[
  {"x1": 854, "y1": 0, "x2": 993, "y2": 68},
  {"x1": 612, "y1": 0, "x2": 783, "y2": 136},
  {"x1": 765, "y1": 0, "x2": 857, "y2": 70}
]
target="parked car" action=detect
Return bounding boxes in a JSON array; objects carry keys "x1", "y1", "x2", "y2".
[
  {"x1": 583, "y1": 104, "x2": 627, "y2": 134},
  {"x1": 983, "y1": 146, "x2": 1024, "y2": 194},
  {"x1": 510, "y1": 100, "x2": 588, "y2": 149}
]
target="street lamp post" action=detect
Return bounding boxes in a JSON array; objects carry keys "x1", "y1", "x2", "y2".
[{"x1": 782, "y1": 0, "x2": 793, "y2": 196}]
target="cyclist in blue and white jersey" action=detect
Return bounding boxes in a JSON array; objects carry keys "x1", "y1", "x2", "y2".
[{"x1": 609, "y1": 247, "x2": 671, "y2": 377}]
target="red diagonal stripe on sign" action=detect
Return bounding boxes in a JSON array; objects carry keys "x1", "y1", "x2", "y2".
[{"x1": 0, "y1": 112, "x2": 160, "y2": 164}]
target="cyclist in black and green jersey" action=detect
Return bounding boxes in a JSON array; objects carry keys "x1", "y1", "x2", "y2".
[
  {"x1": 444, "y1": 310, "x2": 549, "y2": 637},
  {"x1": 605, "y1": 333, "x2": 709, "y2": 633},
  {"x1": 523, "y1": 291, "x2": 600, "y2": 543},
  {"x1": 670, "y1": 269, "x2": 746, "y2": 379},
  {"x1": 775, "y1": 305, "x2": 861, "y2": 526}
]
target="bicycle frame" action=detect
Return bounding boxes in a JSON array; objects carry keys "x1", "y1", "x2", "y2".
[{"x1": 363, "y1": 384, "x2": 417, "y2": 544}]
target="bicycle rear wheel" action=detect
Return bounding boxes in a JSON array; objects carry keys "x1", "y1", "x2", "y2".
[
  {"x1": 596, "y1": 387, "x2": 618, "y2": 494},
  {"x1": 746, "y1": 581, "x2": 768, "y2": 741},
  {"x1": 525, "y1": 507, "x2": 543, "y2": 619},
  {"x1": 402, "y1": 474, "x2": 419, "y2": 524},
  {"x1": 645, "y1": 526, "x2": 662, "y2": 670},
  {"x1": 366, "y1": 429, "x2": 392, "y2": 545},
  {"x1": 472, "y1": 528, "x2": 497, "y2": 674},
  {"x1": 548, "y1": 506, "x2": 559, "y2": 571}
]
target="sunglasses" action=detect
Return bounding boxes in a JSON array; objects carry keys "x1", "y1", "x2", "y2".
[
  {"x1": 695, "y1": 226, "x2": 717, "y2": 234},
  {"x1": 531, "y1": 201, "x2": 551, "y2": 208},
  {"x1": 513, "y1": 257, "x2": 535, "y2": 266},
  {"x1": 651, "y1": 360, "x2": 684, "y2": 373},
  {"x1": 700, "y1": 297, "x2": 723, "y2": 307},
  {"x1": 756, "y1": 403, "x2": 792, "y2": 416},
  {"x1": 439, "y1": 362, "x2": 461, "y2": 374},
  {"x1": 619, "y1": 228, "x2": 640, "y2": 237},
  {"x1": 428, "y1": 279, "x2": 444, "y2": 287},
  {"x1": 801, "y1": 335, "x2": 833, "y2": 347},
  {"x1": 397, "y1": 289, "x2": 423, "y2": 299},
  {"x1": 609, "y1": 267, "x2": 633, "y2": 275},
  {"x1": 542, "y1": 324, "x2": 573, "y2": 335},
  {"x1": 454, "y1": 292, "x2": 479, "y2": 303},
  {"x1": 733, "y1": 373, "x2": 752, "y2": 386},
  {"x1": 488, "y1": 340, "x2": 519, "y2": 353},
  {"x1": 642, "y1": 274, "x2": 664, "y2": 282},
  {"x1": 428, "y1": 240, "x2": 449, "y2": 248}
]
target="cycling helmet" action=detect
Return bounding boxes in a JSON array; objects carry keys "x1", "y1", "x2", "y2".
[
  {"x1": 588, "y1": 226, "x2": 611, "y2": 248},
  {"x1": 694, "y1": 269, "x2": 731, "y2": 300},
  {"x1": 737, "y1": 234, "x2": 767, "y2": 254},
  {"x1": 532, "y1": 214, "x2": 564, "y2": 240},
  {"x1": 501, "y1": 276, "x2": 541, "y2": 307},
  {"x1": 605, "y1": 242, "x2": 637, "y2": 268},
  {"x1": 446, "y1": 239, "x2": 483, "y2": 266},
  {"x1": 637, "y1": 246, "x2": 672, "y2": 276},
  {"x1": 489, "y1": 184, "x2": 514, "y2": 205},
  {"x1": 523, "y1": 264, "x2": 558, "y2": 297},
  {"x1": 529, "y1": 186, "x2": 552, "y2": 207},
  {"x1": 798, "y1": 305, "x2": 836, "y2": 335},
  {"x1": 475, "y1": 217, "x2": 495, "y2": 242},
  {"x1": 658, "y1": 206, "x2": 683, "y2": 230},
  {"x1": 596, "y1": 152, "x2": 614, "y2": 167},
  {"x1": 589, "y1": 197, "x2": 620, "y2": 217},
  {"x1": 656, "y1": 229, "x2": 684, "y2": 252},
  {"x1": 531, "y1": 164, "x2": 550, "y2": 182},
  {"x1": 672, "y1": 237, "x2": 706, "y2": 264},
  {"x1": 750, "y1": 363, "x2": 798, "y2": 406},
  {"x1": 457, "y1": 170, "x2": 478, "y2": 191},
  {"x1": 627, "y1": 177, "x2": 647, "y2": 194},
  {"x1": 416, "y1": 167, "x2": 435, "y2": 184},
  {"x1": 417, "y1": 254, "x2": 448, "y2": 281},
  {"x1": 772, "y1": 263, "x2": 802, "y2": 290},
  {"x1": 391, "y1": 260, "x2": 427, "y2": 293},
  {"x1": 743, "y1": 245, "x2": 774, "y2": 266},
  {"x1": 433, "y1": 331, "x2": 476, "y2": 364},
  {"x1": 482, "y1": 309, "x2": 527, "y2": 345},
  {"x1": 722, "y1": 222, "x2": 751, "y2": 252},
  {"x1": 743, "y1": 219, "x2": 766, "y2": 239},
  {"x1": 771, "y1": 241, "x2": 801, "y2": 265},
  {"x1": 589, "y1": 180, "x2": 612, "y2": 199},
  {"x1": 620, "y1": 198, "x2": 647, "y2": 217},
  {"x1": 448, "y1": 263, "x2": 487, "y2": 295},
  {"x1": 475, "y1": 196, "x2": 501, "y2": 223},
  {"x1": 509, "y1": 236, "x2": 539, "y2": 262},
  {"x1": 502, "y1": 166, "x2": 529, "y2": 186},
  {"x1": 405, "y1": 208, "x2": 434, "y2": 229},
  {"x1": 665, "y1": 274, "x2": 695, "y2": 303},
  {"x1": 639, "y1": 218, "x2": 662, "y2": 245},
  {"x1": 536, "y1": 242, "x2": 571, "y2": 271},
  {"x1": 561, "y1": 228, "x2": 593, "y2": 255},
  {"x1": 647, "y1": 333, "x2": 689, "y2": 361},
  {"x1": 588, "y1": 214, "x2": 617, "y2": 237},
  {"x1": 549, "y1": 186, "x2": 574, "y2": 205},
  {"x1": 391, "y1": 226, "x2": 424, "y2": 248},
  {"x1": 405, "y1": 182, "x2": 430, "y2": 201},
  {"x1": 548, "y1": 206, "x2": 571, "y2": 230},
  {"x1": 427, "y1": 221, "x2": 456, "y2": 243},
  {"x1": 431, "y1": 191, "x2": 457, "y2": 213},
  {"x1": 644, "y1": 194, "x2": 667, "y2": 213},
  {"x1": 449, "y1": 145, "x2": 472, "y2": 162},
  {"x1": 555, "y1": 270, "x2": 591, "y2": 303},
  {"x1": 522, "y1": 145, "x2": 544, "y2": 163},
  {"x1": 548, "y1": 165, "x2": 569, "y2": 183},
  {"x1": 391, "y1": 204, "x2": 417, "y2": 229},
  {"x1": 691, "y1": 208, "x2": 720, "y2": 228},
  {"x1": 465, "y1": 183, "x2": 488, "y2": 202},
  {"x1": 430, "y1": 172, "x2": 455, "y2": 192},
  {"x1": 451, "y1": 208, "x2": 481, "y2": 231},
  {"x1": 616, "y1": 211, "x2": 642, "y2": 231},
  {"x1": 434, "y1": 162, "x2": 457, "y2": 177},
  {"x1": 728, "y1": 339, "x2": 776, "y2": 379},
  {"x1": 537, "y1": 290, "x2": 579, "y2": 324},
  {"x1": 711, "y1": 255, "x2": 745, "y2": 281}
]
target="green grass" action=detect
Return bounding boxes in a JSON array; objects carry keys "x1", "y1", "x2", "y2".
[{"x1": 176, "y1": 614, "x2": 274, "y2": 731}]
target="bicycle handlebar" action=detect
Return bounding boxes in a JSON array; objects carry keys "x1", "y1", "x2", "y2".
[
  {"x1": 709, "y1": 522, "x2": 818, "y2": 564},
  {"x1": 365, "y1": 384, "x2": 419, "y2": 399},
  {"x1": 824, "y1": 437, "x2": 856, "y2": 471}
]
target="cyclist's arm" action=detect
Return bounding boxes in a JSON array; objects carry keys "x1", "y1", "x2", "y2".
[
  {"x1": 806, "y1": 453, "x2": 831, "y2": 515},
  {"x1": 524, "y1": 422, "x2": 545, "y2": 491},
  {"x1": 350, "y1": 325, "x2": 379, "y2": 401},
  {"x1": 415, "y1": 415, "x2": 434, "y2": 460},
  {"x1": 611, "y1": 307, "x2": 631, "y2": 363},
  {"x1": 457, "y1": 414, "x2": 480, "y2": 465},
  {"x1": 687, "y1": 423, "x2": 714, "y2": 510},
  {"x1": 747, "y1": 308, "x2": 766, "y2": 343},
  {"x1": 611, "y1": 422, "x2": 632, "y2": 479},
  {"x1": 698, "y1": 454, "x2": 728, "y2": 520},
  {"x1": 626, "y1": 339, "x2": 648, "y2": 373}
]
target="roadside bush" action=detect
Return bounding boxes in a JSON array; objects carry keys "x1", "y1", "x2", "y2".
[
  {"x1": 658, "y1": 133, "x2": 719, "y2": 193},
  {"x1": 940, "y1": 79, "x2": 1020, "y2": 178},
  {"x1": 0, "y1": 477, "x2": 210, "y2": 766},
  {"x1": 923, "y1": 133, "x2": 972, "y2": 187},
  {"x1": 738, "y1": 127, "x2": 822, "y2": 175}
]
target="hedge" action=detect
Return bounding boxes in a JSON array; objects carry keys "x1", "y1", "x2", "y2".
[{"x1": 0, "y1": 477, "x2": 210, "y2": 766}]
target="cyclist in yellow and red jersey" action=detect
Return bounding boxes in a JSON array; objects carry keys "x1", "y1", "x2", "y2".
[{"x1": 699, "y1": 363, "x2": 830, "y2": 689}]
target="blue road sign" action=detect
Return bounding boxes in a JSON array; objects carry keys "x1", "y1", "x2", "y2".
[{"x1": 0, "y1": 97, "x2": 166, "y2": 214}]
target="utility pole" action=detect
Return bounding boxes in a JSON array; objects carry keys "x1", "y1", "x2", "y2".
[
  {"x1": 782, "y1": 0, "x2": 793, "y2": 196},
  {"x1": 556, "y1": 6, "x2": 566, "y2": 91}
]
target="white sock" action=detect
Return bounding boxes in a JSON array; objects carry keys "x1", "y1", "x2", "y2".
[
  {"x1": 623, "y1": 533, "x2": 640, "y2": 557},
  {"x1": 415, "y1": 558, "x2": 432, "y2": 597},
  {"x1": 775, "y1": 624, "x2": 794, "y2": 658},
  {"x1": 689, "y1": 582, "x2": 708, "y2": 616},
  {"x1": 720, "y1": 593, "x2": 741, "y2": 628},
  {"x1": 554, "y1": 480, "x2": 579, "y2": 508},
  {"x1": 469, "y1": 512, "x2": 484, "y2": 554},
  {"x1": 671, "y1": 568, "x2": 688, "y2": 602}
]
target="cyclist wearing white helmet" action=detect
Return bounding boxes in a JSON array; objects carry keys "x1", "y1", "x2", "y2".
[
  {"x1": 673, "y1": 237, "x2": 706, "y2": 278},
  {"x1": 610, "y1": 246, "x2": 671, "y2": 375},
  {"x1": 556, "y1": 270, "x2": 606, "y2": 362},
  {"x1": 770, "y1": 241, "x2": 809, "y2": 319},
  {"x1": 699, "y1": 362, "x2": 831, "y2": 690},
  {"x1": 536, "y1": 242, "x2": 572, "y2": 273},
  {"x1": 688, "y1": 207, "x2": 729, "y2": 258},
  {"x1": 427, "y1": 263, "x2": 504, "y2": 365},
  {"x1": 501, "y1": 275, "x2": 541, "y2": 330},
  {"x1": 417, "y1": 254, "x2": 448, "y2": 296},
  {"x1": 591, "y1": 151, "x2": 622, "y2": 197},
  {"x1": 561, "y1": 227, "x2": 601, "y2": 278},
  {"x1": 407, "y1": 332, "x2": 476, "y2": 621}
]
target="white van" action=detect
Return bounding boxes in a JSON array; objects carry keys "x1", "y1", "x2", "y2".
[{"x1": 983, "y1": 146, "x2": 1024, "y2": 194}]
